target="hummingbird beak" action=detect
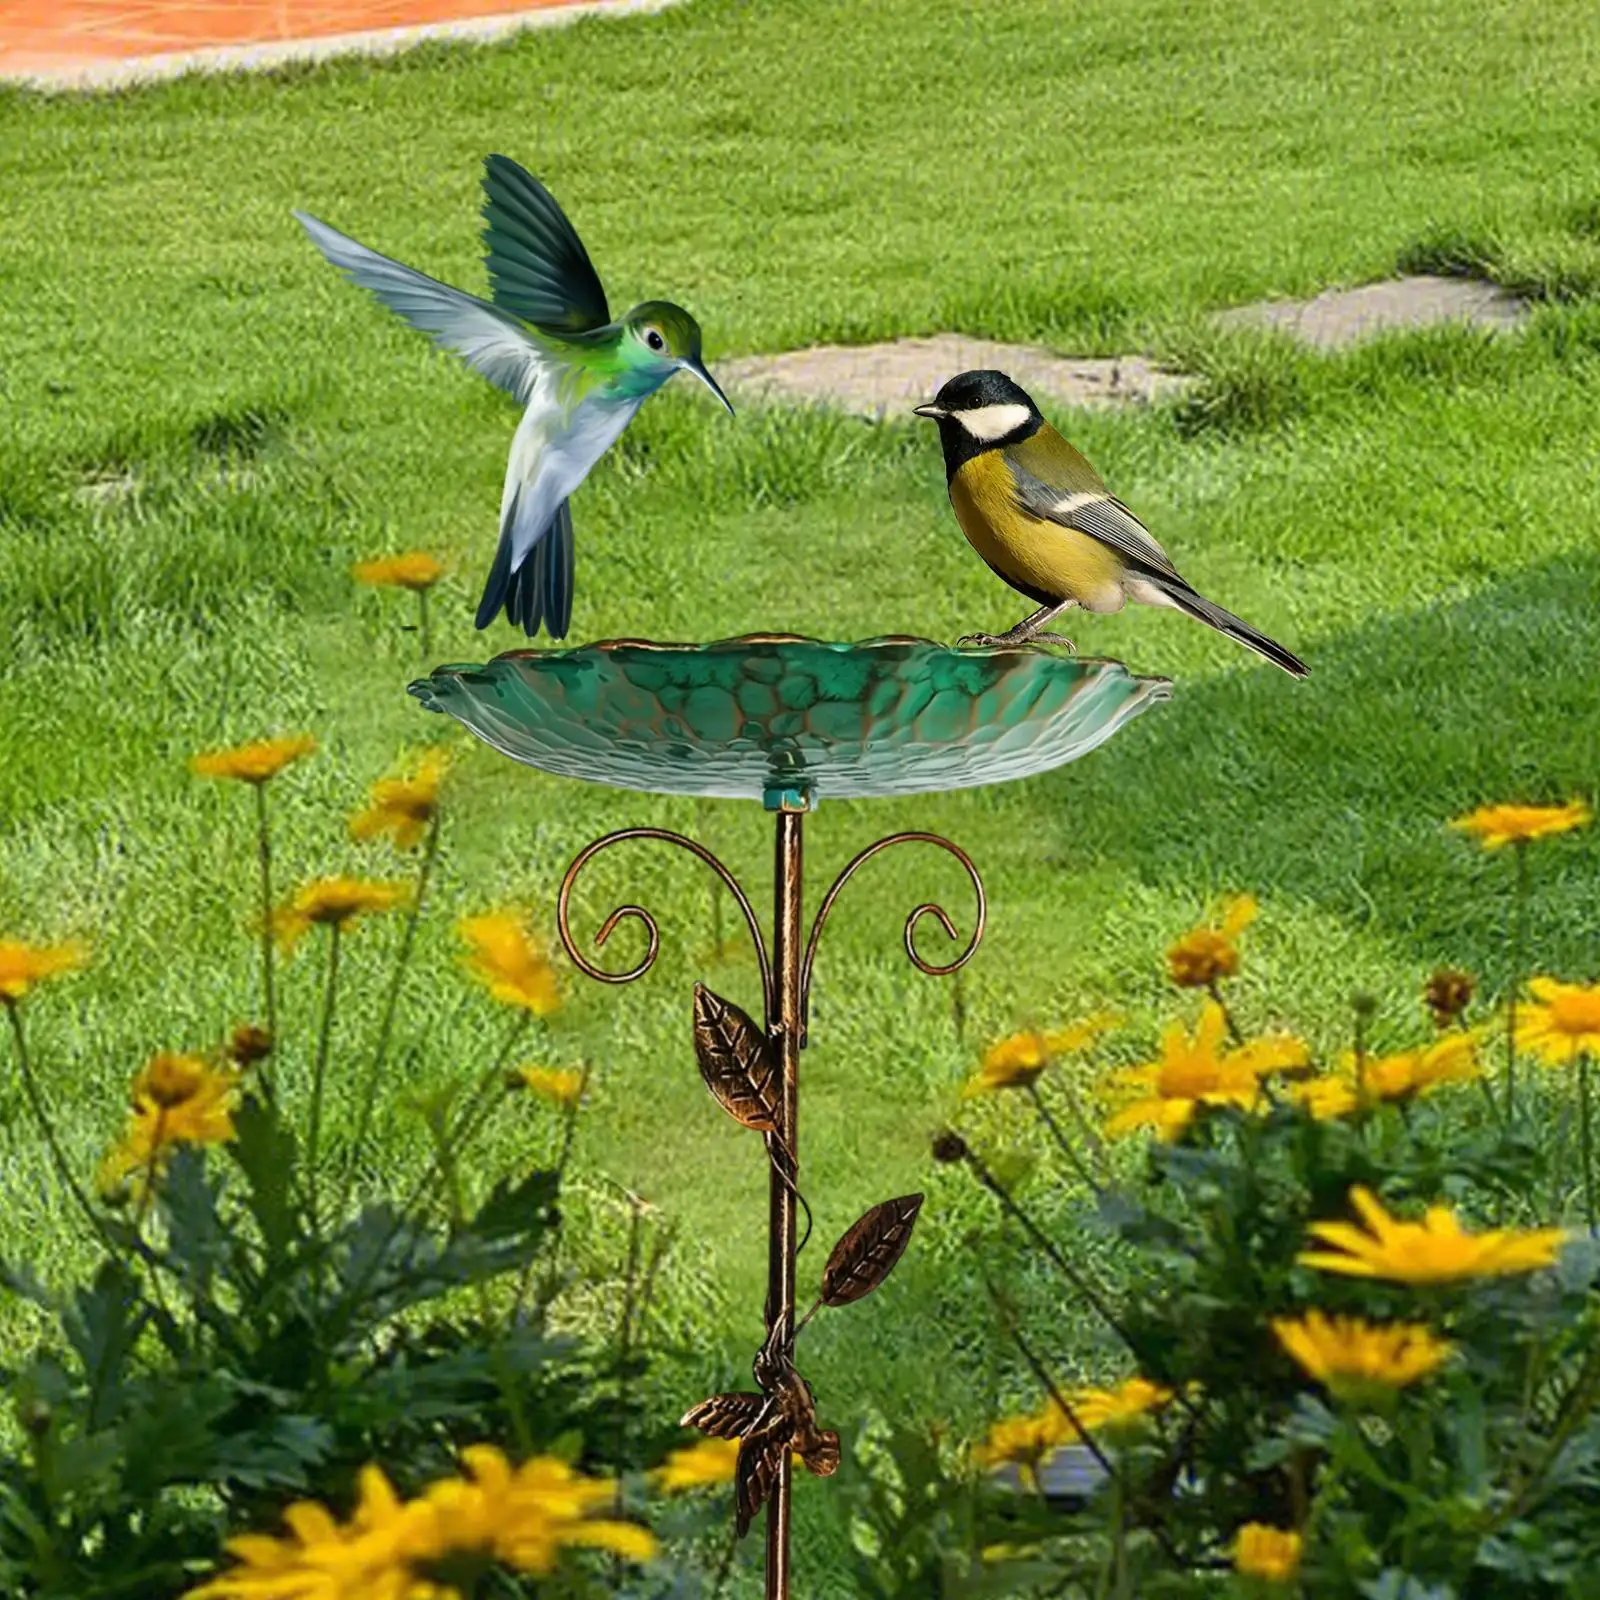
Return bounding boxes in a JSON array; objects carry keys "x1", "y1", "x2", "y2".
[
  {"x1": 685, "y1": 359, "x2": 736, "y2": 417},
  {"x1": 913, "y1": 402, "x2": 946, "y2": 419}
]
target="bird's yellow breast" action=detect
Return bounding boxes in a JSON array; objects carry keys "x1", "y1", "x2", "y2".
[{"x1": 948, "y1": 455, "x2": 1126, "y2": 611}]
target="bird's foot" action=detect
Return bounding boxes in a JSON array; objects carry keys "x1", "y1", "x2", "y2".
[{"x1": 957, "y1": 630, "x2": 1075, "y2": 651}]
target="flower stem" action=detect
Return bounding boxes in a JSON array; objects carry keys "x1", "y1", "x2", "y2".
[
  {"x1": 304, "y1": 922, "x2": 342, "y2": 1233},
  {"x1": 1026, "y1": 1082, "x2": 1102, "y2": 1195},
  {"x1": 417, "y1": 587, "x2": 432, "y2": 667},
  {"x1": 959, "y1": 1138, "x2": 1136, "y2": 1357},
  {"x1": 254, "y1": 783, "x2": 278, "y2": 1102},
  {"x1": 513, "y1": 1062, "x2": 590, "y2": 1321},
  {"x1": 5, "y1": 1001, "x2": 117, "y2": 1251},
  {"x1": 1207, "y1": 979, "x2": 1245, "y2": 1044},
  {"x1": 339, "y1": 811, "x2": 441, "y2": 1217},
  {"x1": 1506, "y1": 840, "x2": 1529, "y2": 1123},
  {"x1": 1581, "y1": 1054, "x2": 1596, "y2": 1235}
]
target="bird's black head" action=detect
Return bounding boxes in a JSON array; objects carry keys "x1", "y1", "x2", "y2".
[{"x1": 913, "y1": 368, "x2": 1043, "y2": 475}]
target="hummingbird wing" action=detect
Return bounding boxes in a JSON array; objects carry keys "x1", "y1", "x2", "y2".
[
  {"x1": 734, "y1": 1403, "x2": 793, "y2": 1538},
  {"x1": 295, "y1": 211, "x2": 544, "y2": 404},
  {"x1": 1004, "y1": 426, "x2": 1184, "y2": 587},
  {"x1": 680, "y1": 1392, "x2": 768, "y2": 1439},
  {"x1": 480, "y1": 155, "x2": 611, "y2": 332}
]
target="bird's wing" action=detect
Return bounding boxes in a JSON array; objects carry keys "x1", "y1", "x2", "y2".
[
  {"x1": 1005, "y1": 426, "x2": 1187, "y2": 587},
  {"x1": 735, "y1": 1406, "x2": 793, "y2": 1537},
  {"x1": 294, "y1": 211, "x2": 544, "y2": 404},
  {"x1": 480, "y1": 154, "x2": 611, "y2": 332},
  {"x1": 679, "y1": 1392, "x2": 768, "y2": 1439}
]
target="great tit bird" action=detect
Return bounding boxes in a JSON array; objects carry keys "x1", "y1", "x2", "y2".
[
  {"x1": 914, "y1": 370, "x2": 1308, "y2": 676},
  {"x1": 295, "y1": 155, "x2": 733, "y2": 640}
]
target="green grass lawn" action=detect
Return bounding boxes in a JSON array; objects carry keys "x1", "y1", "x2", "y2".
[{"x1": 4, "y1": 0, "x2": 1600, "y2": 1588}]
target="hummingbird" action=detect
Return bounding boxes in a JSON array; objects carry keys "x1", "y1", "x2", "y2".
[
  {"x1": 679, "y1": 1325, "x2": 841, "y2": 1537},
  {"x1": 294, "y1": 154, "x2": 734, "y2": 640}
]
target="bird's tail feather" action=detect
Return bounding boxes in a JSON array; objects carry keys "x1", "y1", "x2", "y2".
[
  {"x1": 474, "y1": 492, "x2": 575, "y2": 639},
  {"x1": 1165, "y1": 586, "x2": 1309, "y2": 678}
]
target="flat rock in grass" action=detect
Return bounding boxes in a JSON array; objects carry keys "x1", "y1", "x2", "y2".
[
  {"x1": 718, "y1": 334, "x2": 1197, "y2": 419},
  {"x1": 1215, "y1": 274, "x2": 1530, "y2": 349}
]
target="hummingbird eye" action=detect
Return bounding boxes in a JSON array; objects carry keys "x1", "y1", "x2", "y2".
[{"x1": 645, "y1": 328, "x2": 665, "y2": 352}]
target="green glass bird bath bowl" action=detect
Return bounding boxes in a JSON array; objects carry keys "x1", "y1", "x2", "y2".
[{"x1": 408, "y1": 634, "x2": 1169, "y2": 808}]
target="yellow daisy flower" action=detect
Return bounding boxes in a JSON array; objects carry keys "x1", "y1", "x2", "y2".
[
  {"x1": 1234, "y1": 1523, "x2": 1302, "y2": 1583},
  {"x1": 458, "y1": 911, "x2": 561, "y2": 1016},
  {"x1": 1272, "y1": 1311, "x2": 1452, "y2": 1397},
  {"x1": 1102, "y1": 1001, "x2": 1307, "y2": 1140},
  {"x1": 184, "y1": 1448, "x2": 654, "y2": 1600},
  {"x1": 191, "y1": 734, "x2": 317, "y2": 786},
  {"x1": 1516, "y1": 978, "x2": 1600, "y2": 1066},
  {"x1": 1449, "y1": 799, "x2": 1592, "y2": 850},
  {"x1": 511, "y1": 1065, "x2": 585, "y2": 1107},
  {"x1": 1289, "y1": 1076, "x2": 1361, "y2": 1120},
  {"x1": 1359, "y1": 1034, "x2": 1480, "y2": 1102},
  {"x1": 1166, "y1": 893, "x2": 1258, "y2": 988},
  {"x1": 351, "y1": 552, "x2": 445, "y2": 591},
  {"x1": 273, "y1": 877, "x2": 409, "y2": 953},
  {"x1": 1299, "y1": 1186, "x2": 1565, "y2": 1285},
  {"x1": 1065, "y1": 1376, "x2": 1173, "y2": 1437},
  {"x1": 972, "y1": 1404, "x2": 1068, "y2": 1485},
  {"x1": 99, "y1": 1053, "x2": 240, "y2": 1194},
  {"x1": 350, "y1": 749, "x2": 448, "y2": 850},
  {"x1": 650, "y1": 1437, "x2": 740, "y2": 1493},
  {"x1": 0, "y1": 938, "x2": 88, "y2": 1004},
  {"x1": 963, "y1": 1012, "x2": 1121, "y2": 1095}
]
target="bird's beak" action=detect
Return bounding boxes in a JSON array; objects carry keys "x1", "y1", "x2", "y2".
[
  {"x1": 685, "y1": 359, "x2": 736, "y2": 417},
  {"x1": 913, "y1": 402, "x2": 946, "y2": 420}
]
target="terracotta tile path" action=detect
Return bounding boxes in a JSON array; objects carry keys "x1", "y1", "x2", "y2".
[{"x1": 2, "y1": 0, "x2": 664, "y2": 85}]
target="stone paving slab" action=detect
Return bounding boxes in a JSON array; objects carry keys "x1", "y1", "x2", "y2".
[
  {"x1": 1215, "y1": 273, "x2": 1529, "y2": 349},
  {"x1": 719, "y1": 334, "x2": 1198, "y2": 420}
]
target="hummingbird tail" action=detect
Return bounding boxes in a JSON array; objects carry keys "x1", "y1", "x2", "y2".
[
  {"x1": 475, "y1": 496, "x2": 575, "y2": 639},
  {"x1": 1166, "y1": 586, "x2": 1310, "y2": 678}
]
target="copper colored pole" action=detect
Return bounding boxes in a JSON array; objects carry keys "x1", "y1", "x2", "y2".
[{"x1": 765, "y1": 806, "x2": 804, "y2": 1599}]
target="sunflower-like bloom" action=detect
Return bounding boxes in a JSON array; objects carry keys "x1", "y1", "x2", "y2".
[
  {"x1": 458, "y1": 911, "x2": 560, "y2": 1016},
  {"x1": 418, "y1": 1446, "x2": 656, "y2": 1574},
  {"x1": 1234, "y1": 1523, "x2": 1302, "y2": 1583},
  {"x1": 1289, "y1": 1075, "x2": 1361, "y2": 1120},
  {"x1": 0, "y1": 939, "x2": 88, "y2": 1004},
  {"x1": 1299, "y1": 1185, "x2": 1566, "y2": 1285},
  {"x1": 184, "y1": 1448, "x2": 654, "y2": 1600},
  {"x1": 1166, "y1": 894, "x2": 1258, "y2": 988},
  {"x1": 273, "y1": 877, "x2": 408, "y2": 953},
  {"x1": 351, "y1": 552, "x2": 444, "y2": 591},
  {"x1": 963, "y1": 1012, "x2": 1121, "y2": 1096},
  {"x1": 191, "y1": 735, "x2": 317, "y2": 785},
  {"x1": 972, "y1": 1405, "x2": 1065, "y2": 1485},
  {"x1": 350, "y1": 750, "x2": 447, "y2": 850},
  {"x1": 974, "y1": 1376, "x2": 1172, "y2": 1478},
  {"x1": 1449, "y1": 799, "x2": 1592, "y2": 849},
  {"x1": 1272, "y1": 1311, "x2": 1452, "y2": 1397},
  {"x1": 650, "y1": 1437, "x2": 740, "y2": 1493},
  {"x1": 1359, "y1": 1034, "x2": 1481, "y2": 1102},
  {"x1": 1102, "y1": 1002, "x2": 1307, "y2": 1140},
  {"x1": 1515, "y1": 978, "x2": 1600, "y2": 1066},
  {"x1": 511, "y1": 1065, "x2": 585, "y2": 1107},
  {"x1": 1066, "y1": 1376, "x2": 1173, "y2": 1437},
  {"x1": 99, "y1": 1053, "x2": 240, "y2": 1194}
]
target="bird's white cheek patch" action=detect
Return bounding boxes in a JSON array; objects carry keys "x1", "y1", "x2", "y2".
[{"x1": 955, "y1": 403, "x2": 1034, "y2": 442}]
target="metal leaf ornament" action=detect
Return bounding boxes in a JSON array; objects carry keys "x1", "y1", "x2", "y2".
[
  {"x1": 693, "y1": 983, "x2": 781, "y2": 1133},
  {"x1": 821, "y1": 1194, "x2": 924, "y2": 1307}
]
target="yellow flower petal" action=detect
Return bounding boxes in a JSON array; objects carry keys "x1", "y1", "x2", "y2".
[
  {"x1": 458, "y1": 911, "x2": 561, "y2": 1016},
  {"x1": 1449, "y1": 799, "x2": 1592, "y2": 849},
  {"x1": 1234, "y1": 1523, "x2": 1302, "y2": 1582},
  {"x1": 0, "y1": 938, "x2": 88, "y2": 1002},
  {"x1": 351, "y1": 552, "x2": 445, "y2": 591},
  {"x1": 191, "y1": 735, "x2": 317, "y2": 786}
]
